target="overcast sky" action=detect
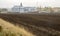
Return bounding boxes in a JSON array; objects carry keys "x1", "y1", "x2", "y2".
[{"x1": 0, "y1": 0, "x2": 60, "y2": 8}]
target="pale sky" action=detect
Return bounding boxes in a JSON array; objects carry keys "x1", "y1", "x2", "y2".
[{"x1": 0, "y1": 0, "x2": 60, "y2": 8}]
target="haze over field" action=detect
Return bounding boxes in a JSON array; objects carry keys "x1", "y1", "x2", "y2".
[{"x1": 0, "y1": 0, "x2": 60, "y2": 8}]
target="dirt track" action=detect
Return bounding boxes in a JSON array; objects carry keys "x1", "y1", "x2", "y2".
[{"x1": 0, "y1": 14, "x2": 60, "y2": 36}]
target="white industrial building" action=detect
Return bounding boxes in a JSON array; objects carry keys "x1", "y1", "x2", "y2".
[{"x1": 12, "y1": 3, "x2": 38, "y2": 13}]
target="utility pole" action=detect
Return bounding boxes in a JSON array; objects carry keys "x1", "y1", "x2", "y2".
[{"x1": 35, "y1": 0, "x2": 38, "y2": 7}]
